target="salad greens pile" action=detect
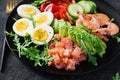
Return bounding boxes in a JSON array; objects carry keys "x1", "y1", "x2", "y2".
[{"x1": 6, "y1": 31, "x2": 53, "y2": 66}]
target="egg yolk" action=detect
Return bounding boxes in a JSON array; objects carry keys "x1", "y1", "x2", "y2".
[
  {"x1": 33, "y1": 29, "x2": 48, "y2": 42},
  {"x1": 22, "y1": 7, "x2": 36, "y2": 15},
  {"x1": 36, "y1": 14, "x2": 48, "y2": 25},
  {"x1": 15, "y1": 20, "x2": 28, "y2": 32}
]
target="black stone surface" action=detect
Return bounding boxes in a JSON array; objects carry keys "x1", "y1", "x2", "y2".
[{"x1": 0, "y1": 0, "x2": 120, "y2": 80}]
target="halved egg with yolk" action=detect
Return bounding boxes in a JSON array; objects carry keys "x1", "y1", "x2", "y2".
[
  {"x1": 13, "y1": 18, "x2": 33, "y2": 36},
  {"x1": 34, "y1": 12, "x2": 54, "y2": 27},
  {"x1": 31, "y1": 25, "x2": 54, "y2": 45},
  {"x1": 17, "y1": 4, "x2": 40, "y2": 18}
]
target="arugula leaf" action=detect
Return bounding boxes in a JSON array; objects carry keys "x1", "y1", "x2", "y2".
[
  {"x1": 12, "y1": 17, "x2": 17, "y2": 22},
  {"x1": 113, "y1": 73, "x2": 120, "y2": 80},
  {"x1": 5, "y1": 31, "x2": 15, "y2": 37},
  {"x1": 13, "y1": 34, "x2": 22, "y2": 57},
  {"x1": 24, "y1": 33, "x2": 31, "y2": 43},
  {"x1": 110, "y1": 18, "x2": 115, "y2": 22},
  {"x1": 112, "y1": 33, "x2": 120, "y2": 43},
  {"x1": 30, "y1": 16, "x2": 36, "y2": 28}
]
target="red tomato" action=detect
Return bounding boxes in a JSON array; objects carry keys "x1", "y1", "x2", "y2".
[
  {"x1": 40, "y1": 3, "x2": 48, "y2": 12},
  {"x1": 46, "y1": 0, "x2": 60, "y2": 3},
  {"x1": 60, "y1": 7, "x2": 68, "y2": 21},
  {"x1": 41, "y1": 0, "x2": 73, "y2": 23},
  {"x1": 59, "y1": 7, "x2": 73, "y2": 23},
  {"x1": 44, "y1": 3, "x2": 53, "y2": 12},
  {"x1": 54, "y1": 12, "x2": 61, "y2": 19},
  {"x1": 44, "y1": 4, "x2": 60, "y2": 13},
  {"x1": 52, "y1": 4, "x2": 60, "y2": 13},
  {"x1": 46, "y1": 0, "x2": 71, "y2": 3}
]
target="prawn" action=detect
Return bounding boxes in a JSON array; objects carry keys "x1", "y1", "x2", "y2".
[
  {"x1": 93, "y1": 13, "x2": 110, "y2": 26},
  {"x1": 76, "y1": 14, "x2": 100, "y2": 30},
  {"x1": 93, "y1": 22, "x2": 119, "y2": 36},
  {"x1": 76, "y1": 13, "x2": 119, "y2": 36}
]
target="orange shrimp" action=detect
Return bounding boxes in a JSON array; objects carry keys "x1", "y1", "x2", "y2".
[
  {"x1": 93, "y1": 13, "x2": 110, "y2": 26},
  {"x1": 76, "y1": 14, "x2": 100, "y2": 30},
  {"x1": 76, "y1": 13, "x2": 119, "y2": 36},
  {"x1": 93, "y1": 22, "x2": 119, "y2": 36}
]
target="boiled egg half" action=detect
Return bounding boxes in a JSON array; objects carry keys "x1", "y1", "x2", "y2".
[
  {"x1": 17, "y1": 4, "x2": 40, "y2": 18},
  {"x1": 31, "y1": 25, "x2": 54, "y2": 45},
  {"x1": 34, "y1": 12, "x2": 54, "y2": 27},
  {"x1": 13, "y1": 18, "x2": 33, "y2": 36}
]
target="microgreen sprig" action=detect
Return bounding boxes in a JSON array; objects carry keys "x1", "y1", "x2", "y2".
[{"x1": 113, "y1": 73, "x2": 120, "y2": 80}]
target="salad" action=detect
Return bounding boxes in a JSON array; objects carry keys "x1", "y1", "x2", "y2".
[{"x1": 6, "y1": 0, "x2": 120, "y2": 71}]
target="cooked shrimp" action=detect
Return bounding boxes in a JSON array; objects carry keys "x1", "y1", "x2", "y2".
[
  {"x1": 92, "y1": 32, "x2": 109, "y2": 42},
  {"x1": 76, "y1": 14, "x2": 100, "y2": 30},
  {"x1": 76, "y1": 13, "x2": 119, "y2": 36},
  {"x1": 93, "y1": 13, "x2": 110, "y2": 26},
  {"x1": 94, "y1": 22, "x2": 119, "y2": 36}
]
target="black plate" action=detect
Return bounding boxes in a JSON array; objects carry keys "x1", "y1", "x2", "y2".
[{"x1": 6, "y1": 0, "x2": 120, "y2": 75}]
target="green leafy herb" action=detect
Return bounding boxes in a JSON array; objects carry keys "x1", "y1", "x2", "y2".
[
  {"x1": 5, "y1": 31, "x2": 15, "y2": 37},
  {"x1": 93, "y1": 9, "x2": 97, "y2": 14},
  {"x1": 12, "y1": 17, "x2": 17, "y2": 21},
  {"x1": 30, "y1": 16, "x2": 36, "y2": 28},
  {"x1": 110, "y1": 18, "x2": 115, "y2": 22},
  {"x1": 6, "y1": 31, "x2": 53, "y2": 66},
  {"x1": 24, "y1": 33, "x2": 31, "y2": 43},
  {"x1": 31, "y1": 0, "x2": 46, "y2": 8},
  {"x1": 113, "y1": 73, "x2": 120, "y2": 80},
  {"x1": 52, "y1": 37, "x2": 59, "y2": 42},
  {"x1": 112, "y1": 33, "x2": 120, "y2": 43}
]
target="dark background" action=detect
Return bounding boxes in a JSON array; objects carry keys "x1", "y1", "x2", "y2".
[{"x1": 0, "y1": 0, "x2": 120, "y2": 80}]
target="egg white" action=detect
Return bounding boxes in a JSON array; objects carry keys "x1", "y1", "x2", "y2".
[
  {"x1": 31, "y1": 24, "x2": 54, "y2": 45},
  {"x1": 17, "y1": 4, "x2": 41, "y2": 18},
  {"x1": 34, "y1": 12, "x2": 54, "y2": 27},
  {"x1": 13, "y1": 18, "x2": 33, "y2": 36}
]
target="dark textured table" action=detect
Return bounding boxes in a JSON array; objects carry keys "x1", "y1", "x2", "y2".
[{"x1": 0, "y1": 0, "x2": 120, "y2": 80}]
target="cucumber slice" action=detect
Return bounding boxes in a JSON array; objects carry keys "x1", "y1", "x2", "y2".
[
  {"x1": 68, "y1": 3, "x2": 84, "y2": 19},
  {"x1": 88, "y1": 1, "x2": 97, "y2": 13},
  {"x1": 78, "y1": 1, "x2": 91, "y2": 14}
]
